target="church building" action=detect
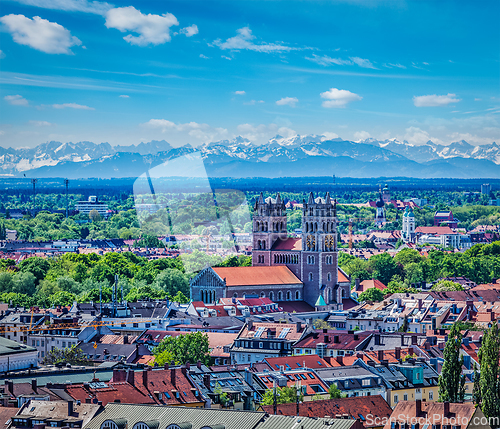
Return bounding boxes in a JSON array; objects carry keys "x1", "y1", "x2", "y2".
[{"x1": 190, "y1": 192, "x2": 352, "y2": 310}]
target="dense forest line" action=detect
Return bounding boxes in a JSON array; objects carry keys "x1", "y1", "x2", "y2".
[
  {"x1": 1, "y1": 190, "x2": 499, "y2": 241},
  {"x1": 0, "y1": 242, "x2": 499, "y2": 309}
]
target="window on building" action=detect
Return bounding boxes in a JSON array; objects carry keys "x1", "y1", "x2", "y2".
[
  {"x1": 309, "y1": 273, "x2": 313, "y2": 281},
  {"x1": 295, "y1": 291, "x2": 300, "y2": 300},
  {"x1": 286, "y1": 291, "x2": 291, "y2": 301},
  {"x1": 403, "y1": 394, "x2": 408, "y2": 401}
]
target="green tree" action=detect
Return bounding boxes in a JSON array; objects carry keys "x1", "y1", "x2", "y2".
[
  {"x1": 260, "y1": 386, "x2": 304, "y2": 405},
  {"x1": 153, "y1": 332, "x2": 210, "y2": 366},
  {"x1": 369, "y1": 253, "x2": 400, "y2": 285},
  {"x1": 125, "y1": 284, "x2": 167, "y2": 301},
  {"x1": 476, "y1": 324, "x2": 500, "y2": 425},
  {"x1": 358, "y1": 288, "x2": 384, "y2": 302},
  {"x1": 170, "y1": 291, "x2": 189, "y2": 303},
  {"x1": 155, "y1": 269, "x2": 189, "y2": 297},
  {"x1": 49, "y1": 291, "x2": 77, "y2": 306},
  {"x1": 41, "y1": 345, "x2": 91, "y2": 365},
  {"x1": 438, "y1": 323, "x2": 466, "y2": 403},
  {"x1": 328, "y1": 383, "x2": 346, "y2": 399},
  {"x1": 432, "y1": 280, "x2": 464, "y2": 292},
  {"x1": 18, "y1": 257, "x2": 51, "y2": 284},
  {"x1": 0, "y1": 271, "x2": 14, "y2": 293},
  {"x1": 89, "y1": 209, "x2": 102, "y2": 222},
  {"x1": 13, "y1": 272, "x2": 37, "y2": 295}
]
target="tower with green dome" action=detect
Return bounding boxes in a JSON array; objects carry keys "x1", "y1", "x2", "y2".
[{"x1": 402, "y1": 206, "x2": 416, "y2": 242}]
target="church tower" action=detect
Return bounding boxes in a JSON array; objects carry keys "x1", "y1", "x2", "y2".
[
  {"x1": 301, "y1": 192, "x2": 340, "y2": 307},
  {"x1": 402, "y1": 206, "x2": 416, "y2": 243},
  {"x1": 252, "y1": 193, "x2": 287, "y2": 266},
  {"x1": 375, "y1": 192, "x2": 386, "y2": 226}
]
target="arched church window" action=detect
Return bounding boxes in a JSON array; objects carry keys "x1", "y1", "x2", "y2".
[
  {"x1": 286, "y1": 291, "x2": 291, "y2": 301},
  {"x1": 278, "y1": 291, "x2": 283, "y2": 301},
  {"x1": 295, "y1": 291, "x2": 300, "y2": 300},
  {"x1": 269, "y1": 291, "x2": 274, "y2": 301},
  {"x1": 309, "y1": 273, "x2": 313, "y2": 281},
  {"x1": 327, "y1": 272, "x2": 331, "y2": 281}
]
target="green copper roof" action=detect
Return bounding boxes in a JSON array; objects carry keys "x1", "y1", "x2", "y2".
[{"x1": 315, "y1": 295, "x2": 327, "y2": 306}]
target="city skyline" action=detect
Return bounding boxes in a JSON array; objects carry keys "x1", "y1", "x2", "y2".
[{"x1": 0, "y1": 0, "x2": 499, "y2": 149}]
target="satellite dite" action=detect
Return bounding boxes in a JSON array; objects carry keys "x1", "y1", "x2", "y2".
[{"x1": 133, "y1": 152, "x2": 251, "y2": 274}]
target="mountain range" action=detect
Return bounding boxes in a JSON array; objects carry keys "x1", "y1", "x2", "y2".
[{"x1": 1, "y1": 136, "x2": 499, "y2": 179}]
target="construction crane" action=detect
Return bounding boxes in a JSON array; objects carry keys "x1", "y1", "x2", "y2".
[{"x1": 0, "y1": 318, "x2": 154, "y2": 335}]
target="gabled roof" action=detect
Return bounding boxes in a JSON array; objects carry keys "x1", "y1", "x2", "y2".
[
  {"x1": 261, "y1": 396, "x2": 392, "y2": 428},
  {"x1": 212, "y1": 266, "x2": 302, "y2": 286},
  {"x1": 415, "y1": 226, "x2": 455, "y2": 235},
  {"x1": 264, "y1": 355, "x2": 332, "y2": 370}
]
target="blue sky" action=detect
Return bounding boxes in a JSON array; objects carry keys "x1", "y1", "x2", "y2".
[{"x1": 0, "y1": 0, "x2": 499, "y2": 148}]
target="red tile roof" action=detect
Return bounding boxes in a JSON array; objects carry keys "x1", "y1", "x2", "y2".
[
  {"x1": 257, "y1": 369, "x2": 329, "y2": 396},
  {"x1": 415, "y1": 226, "x2": 456, "y2": 235},
  {"x1": 264, "y1": 355, "x2": 332, "y2": 370},
  {"x1": 213, "y1": 266, "x2": 302, "y2": 286},
  {"x1": 294, "y1": 332, "x2": 370, "y2": 350},
  {"x1": 359, "y1": 279, "x2": 387, "y2": 292},
  {"x1": 261, "y1": 396, "x2": 393, "y2": 428},
  {"x1": 384, "y1": 401, "x2": 477, "y2": 429},
  {"x1": 239, "y1": 322, "x2": 305, "y2": 341}
]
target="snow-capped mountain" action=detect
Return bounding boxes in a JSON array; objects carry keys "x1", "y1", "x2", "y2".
[
  {"x1": 358, "y1": 138, "x2": 500, "y2": 164},
  {"x1": 1, "y1": 135, "x2": 499, "y2": 179}
]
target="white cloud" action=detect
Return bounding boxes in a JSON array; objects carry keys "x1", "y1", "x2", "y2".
[
  {"x1": 0, "y1": 14, "x2": 82, "y2": 54},
  {"x1": 243, "y1": 100, "x2": 264, "y2": 105},
  {"x1": 354, "y1": 131, "x2": 371, "y2": 141},
  {"x1": 4, "y1": 94, "x2": 29, "y2": 106},
  {"x1": 321, "y1": 132, "x2": 339, "y2": 141},
  {"x1": 141, "y1": 119, "x2": 228, "y2": 143},
  {"x1": 212, "y1": 27, "x2": 298, "y2": 53},
  {"x1": 349, "y1": 57, "x2": 377, "y2": 69},
  {"x1": 0, "y1": 50, "x2": 5, "y2": 59},
  {"x1": 105, "y1": 6, "x2": 179, "y2": 46},
  {"x1": 221, "y1": 55, "x2": 232, "y2": 60},
  {"x1": 276, "y1": 97, "x2": 298, "y2": 107},
  {"x1": 52, "y1": 103, "x2": 94, "y2": 109},
  {"x1": 119, "y1": 94, "x2": 129, "y2": 98},
  {"x1": 305, "y1": 54, "x2": 352, "y2": 66},
  {"x1": 384, "y1": 63, "x2": 406, "y2": 69},
  {"x1": 179, "y1": 24, "x2": 198, "y2": 37},
  {"x1": 12, "y1": 0, "x2": 112, "y2": 15},
  {"x1": 234, "y1": 91, "x2": 246, "y2": 95},
  {"x1": 413, "y1": 93, "x2": 460, "y2": 107},
  {"x1": 199, "y1": 54, "x2": 209, "y2": 59},
  {"x1": 320, "y1": 88, "x2": 362, "y2": 108},
  {"x1": 403, "y1": 126, "x2": 443, "y2": 145},
  {"x1": 29, "y1": 120, "x2": 53, "y2": 126}
]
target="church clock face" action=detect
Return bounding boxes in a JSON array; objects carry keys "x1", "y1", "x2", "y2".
[
  {"x1": 306, "y1": 235, "x2": 315, "y2": 249},
  {"x1": 325, "y1": 235, "x2": 334, "y2": 249}
]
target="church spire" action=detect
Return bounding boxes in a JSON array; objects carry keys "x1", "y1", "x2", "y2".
[
  {"x1": 276, "y1": 192, "x2": 282, "y2": 204},
  {"x1": 325, "y1": 192, "x2": 331, "y2": 205},
  {"x1": 308, "y1": 192, "x2": 314, "y2": 204}
]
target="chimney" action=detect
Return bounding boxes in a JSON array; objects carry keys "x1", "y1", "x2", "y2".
[
  {"x1": 374, "y1": 334, "x2": 380, "y2": 345},
  {"x1": 355, "y1": 278, "x2": 361, "y2": 291},
  {"x1": 123, "y1": 335, "x2": 128, "y2": 344},
  {"x1": 401, "y1": 335, "x2": 405, "y2": 347},
  {"x1": 395, "y1": 347, "x2": 401, "y2": 360},
  {"x1": 68, "y1": 401, "x2": 74, "y2": 416},
  {"x1": 443, "y1": 402, "x2": 450, "y2": 417},
  {"x1": 186, "y1": 361, "x2": 191, "y2": 370},
  {"x1": 170, "y1": 368, "x2": 176, "y2": 387},
  {"x1": 411, "y1": 335, "x2": 418, "y2": 345},
  {"x1": 85, "y1": 398, "x2": 91, "y2": 404},
  {"x1": 296, "y1": 321, "x2": 302, "y2": 332},
  {"x1": 248, "y1": 320, "x2": 253, "y2": 331},
  {"x1": 337, "y1": 356, "x2": 343, "y2": 366},
  {"x1": 334, "y1": 335, "x2": 340, "y2": 344},
  {"x1": 164, "y1": 363, "x2": 169, "y2": 370},
  {"x1": 415, "y1": 399, "x2": 422, "y2": 416},
  {"x1": 203, "y1": 374, "x2": 210, "y2": 389},
  {"x1": 113, "y1": 369, "x2": 125, "y2": 383},
  {"x1": 197, "y1": 360, "x2": 202, "y2": 369},
  {"x1": 126, "y1": 369, "x2": 135, "y2": 386},
  {"x1": 31, "y1": 379, "x2": 37, "y2": 393},
  {"x1": 5, "y1": 380, "x2": 13, "y2": 394},
  {"x1": 417, "y1": 299, "x2": 422, "y2": 310},
  {"x1": 377, "y1": 350, "x2": 384, "y2": 362},
  {"x1": 354, "y1": 334, "x2": 359, "y2": 341},
  {"x1": 142, "y1": 369, "x2": 149, "y2": 386}
]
